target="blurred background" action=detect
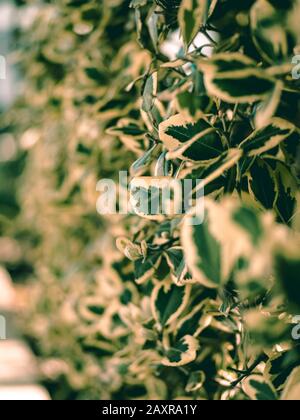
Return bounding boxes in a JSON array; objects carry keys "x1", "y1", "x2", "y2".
[
  {"x1": 0, "y1": 0, "x2": 143, "y2": 401},
  {"x1": 0, "y1": 2, "x2": 39, "y2": 401},
  {"x1": 0, "y1": 0, "x2": 50, "y2": 400}
]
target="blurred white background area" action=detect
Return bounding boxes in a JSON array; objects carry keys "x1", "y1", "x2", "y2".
[
  {"x1": 0, "y1": 266, "x2": 51, "y2": 400},
  {"x1": 0, "y1": 0, "x2": 15, "y2": 107},
  {"x1": 161, "y1": 29, "x2": 216, "y2": 61},
  {"x1": 0, "y1": 0, "x2": 50, "y2": 400}
]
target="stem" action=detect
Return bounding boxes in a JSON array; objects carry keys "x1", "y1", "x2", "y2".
[
  {"x1": 230, "y1": 354, "x2": 269, "y2": 388},
  {"x1": 201, "y1": 29, "x2": 217, "y2": 46}
]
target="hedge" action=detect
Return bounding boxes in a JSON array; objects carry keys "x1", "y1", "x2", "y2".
[{"x1": 2, "y1": 0, "x2": 300, "y2": 400}]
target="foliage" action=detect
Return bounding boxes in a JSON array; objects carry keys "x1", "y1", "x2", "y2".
[{"x1": 2, "y1": 0, "x2": 300, "y2": 400}]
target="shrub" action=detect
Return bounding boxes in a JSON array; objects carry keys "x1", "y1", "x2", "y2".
[{"x1": 4, "y1": 0, "x2": 300, "y2": 400}]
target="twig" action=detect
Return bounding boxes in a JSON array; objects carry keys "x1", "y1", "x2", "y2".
[{"x1": 230, "y1": 354, "x2": 269, "y2": 388}]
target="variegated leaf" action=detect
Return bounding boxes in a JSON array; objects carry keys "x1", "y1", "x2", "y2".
[
  {"x1": 130, "y1": 176, "x2": 184, "y2": 220},
  {"x1": 239, "y1": 118, "x2": 296, "y2": 157},
  {"x1": 248, "y1": 158, "x2": 278, "y2": 210},
  {"x1": 159, "y1": 114, "x2": 224, "y2": 162},
  {"x1": 281, "y1": 367, "x2": 300, "y2": 401},
  {"x1": 178, "y1": 0, "x2": 218, "y2": 48},
  {"x1": 77, "y1": 297, "x2": 105, "y2": 322},
  {"x1": 164, "y1": 247, "x2": 193, "y2": 285},
  {"x1": 181, "y1": 198, "x2": 260, "y2": 288},
  {"x1": 198, "y1": 52, "x2": 257, "y2": 74},
  {"x1": 242, "y1": 375, "x2": 278, "y2": 400},
  {"x1": 265, "y1": 350, "x2": 300, "y2": 392},
  {"x1": 185, "y1": 370, "x2": 206, "y2": 393},
  {"x1": 199, "y1": 148, "x2": 243, "y2": 190},
  {"x1": 130, "y1": 143, "x2": 159, "y2": 176},
  {"x1": 198, "y1": 53, "x2": 276, "y2": 104},
  {"x1": 265, "y1": 158, "x2": 298, "y2": 224},
  {"x1": 142, "y1": 72, "x2": 158, "y2": 112},
  {"x1": 134, "y1": 253, "x2": 162, "y2": 284},
  {"x1": 275, "y1": 244, "x2": 300, "y2": 310},
  {"x1": 280, "y1": 130, "x2": 300, "y2": 165},
  {"x1": 251, "y1": 0, "x2": 289, "y2": 64},
  {"x1": 255, "y1": 81, "x2": 283, "y2": 129},
  {"x1": 176, "y1": 302, "x2": 211, "y2": 339},
  {"x1": 151, "y1": 281, "x2": 191, "y2": 327},
  {"x1": 107, "y1": 119, "x2": 146, "y2": 138},
  {"x1": 116, "y1": 237, "x2": 144, "y2": 261},
  {"x1": 162, "y1": 335, "x2": 199, "y2": 367},
  {"x1": 176, "y1": 91, "x2": 214, "y2": 120}
]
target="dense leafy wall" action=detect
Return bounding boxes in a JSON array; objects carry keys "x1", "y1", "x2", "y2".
[{"x1": 4, "y1": 0, "x2": 300, "y2": 400}]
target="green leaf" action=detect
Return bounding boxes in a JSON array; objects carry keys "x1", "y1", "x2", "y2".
[
  {"x1": 142, "y1": 72, "x2": 158, "y2": 112},
  {"x1": 134, "y1": 253, "x2": 162, "y2": 284},
  {"x1": 130, "y1": 144, "x2": 159, "y2": 176},
  {"x1": 130, "y1": 176, "x2": 184, "y2": 220},
  {"x1": 281, "y1": 367, "x2": 300, "y2": 400},
  {"x1": 175, "y1": 257, "x2": 194, "y2": 286},
  {"x1": 243, "y1": 309, "x2": 291, "y2": 348},
  {"x1": 255, "y1": 81, "x2": 282, "y2": 129},
  {"x1": 280, "y1": 130, "x2": 300, "y2": 165},
  {"x1": 232, "y1": 205, "x2": 264, "y2": 246},
  {"x1": 84, "y1": 67, "x2": 107, "y2": 83},
  {"x1": 275, "y1": 246, "x2": 300, "y2": 310},
  {"x1": 155, "y1": 0, "x2": 181, "y2": 28},
  {"x1": 205, "y1": 71, "x2": 276, "y2": 104},
  {"x1": 162, "y1": 335, "x2": 199, "y2": 367},
  {"x1": 116, "y1": 237, "x2": 144, "y2": 261},
  {"x1": 155, "y1": 151, "x2": 174, "y2": 177},
  {"x1": 165, "y1": 247, "x2": 193, "y2": 285},
  {"x1": 178, "y1": 0, "x2": 217, "y2": 48},
  {"x1": 81, "y1": 338, "x2": 116, "y2": 358},
  {"x1": 181, "y1": 203, "x2": 222, "y2": 288},
  {"x1": 251, "y1": 0, "x2": 289, "y2": 64},
  {"x1": 265, "y1": 158, "x2": 298, "y2": 224},
  {"x1": 239, "y1": 118, "x2": 296, "y2": 157},
  {"x1": 165, "y1": 247, "x2": 184, "y2": 272},
  {"x1": 181, "y1": 198, "x2": 266, "y2": 288},
  {"x1": 176, "y1": 91, "x2": 213, "y2": 120},
  {"x1": 199, "y1": 148, "x2": 243, "y2": 190},
  {"x1": 185, "y1": 370, "x2": 206, "y2": 393},
  {"x1": 147, "y1": 11, "x2": 159, "y2": 51},
  {"x1": 106, "y1": 118, "x2": 146, "y2": 153},
  {"x1": 248, "y1": 158, "x2": 278, "y2": 210},
  {"x1": 130, "y1": 0, "x2": 148, "y2": 8},
  {"x1": 78, "y1": 297, "x2": 105, "y2": 322},
  {"x1": 107, "y1": 119, "x2": 145, "y2": 138},
  {"x1": 266, "y1": 350, "x2": 300, "y2": 390},
  {"x1": 151, "y1": 281, "x2": 191, "y2": 327},
  {"x1": 199, "y1": 53, "x2": 276, "y2": 103},
  {"x1": 242, "y1": 375, "x2": 278, "y2": 400},
  {"x1": 176, "y1": 302, "x2": 210, "y2": 338},
  {"x1": 199, "y1": 52, "x2": 257, "y2": 73},
  {"x1": 159, "y1": 114, "x2": 224, "y2": 162}
]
